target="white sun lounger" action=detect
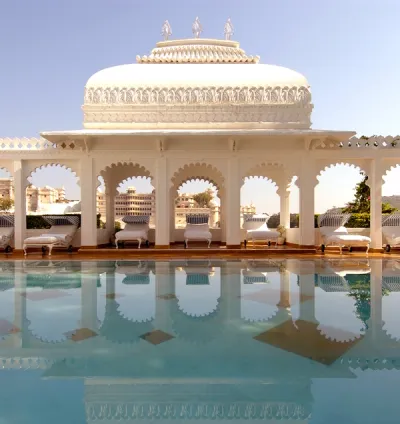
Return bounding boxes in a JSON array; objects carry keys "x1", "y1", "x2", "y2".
[
  {"x1": 0, "y1": 215, "x2": 14, "y2": 253},
  {"x1": 115, "y1": 215, "x2": 150, "y2": 249},
  {"x1": 316, "y1": 260, "x2": 370, "y2": 292},
  {"x1": 318, "y1": 213, "x2": 370, "y2": 254},
  {"x1": 382, "y1": 213, "x2": 400, "y2": 252},
  {"x1": 243, "y1": 214, "x2": 279, "y2": 247},
  {"x1": 184, "y1": 260, "x2": 213, "y2": 284},
  {"x1": 23, "y1": 215, "x2": 79, "y2": 256},
  {"x1": 184, "y1": 214, "x2": 212, "y2": 248},
  {"x1": 116, "y1": 260, "x2": 151, "y2": 284}
]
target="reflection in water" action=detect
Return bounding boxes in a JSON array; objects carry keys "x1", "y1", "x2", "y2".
[{"x1": 0, "y1": 259, "x2": 400, "y2": 422}]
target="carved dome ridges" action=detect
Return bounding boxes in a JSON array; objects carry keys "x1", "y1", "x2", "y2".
[
  {"x1": 84, "y1": 86, "x2": 311, "y2": 106},
  {"x1": 136, "y1": 39, "x2": 260, "y2": 64}
]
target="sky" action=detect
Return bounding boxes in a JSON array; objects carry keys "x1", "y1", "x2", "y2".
[{"x1": 1, "y1": 0, "x2": 400, "y2": 214}]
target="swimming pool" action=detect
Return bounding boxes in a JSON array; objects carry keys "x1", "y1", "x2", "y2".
[{"x1": 0, "y1": 258, "x2": 399, "y2": 423}]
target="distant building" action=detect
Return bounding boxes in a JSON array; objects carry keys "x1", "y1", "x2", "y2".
[
  {"x1": 26, "y1": 185, "x2": 66, "y2": 212},
  {"x1": 97, "y1": 186, "x2": 156, "y2": 224},
  {"x1": 98, "y1": 188, "x2": 255, "y2": 229},
  {"x1": 0, "y1": 178, "x2": 67, "y2": 213},
  {"x1": 0, "y1": 178, "x2": 13, "y2": 199}
]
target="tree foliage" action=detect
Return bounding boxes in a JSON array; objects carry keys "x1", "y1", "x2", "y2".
[
  {"x1": 193, "y1": 189, "x2": 214, "y2": 208},
  {"x1": 0, "y1": 197, "x2": 13, "y2": 212},
  {"x1": 342, "y1": 172, "x2": 397, "y2": 214}
]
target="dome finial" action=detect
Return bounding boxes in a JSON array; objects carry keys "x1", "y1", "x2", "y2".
[
  {"x1": 224, "y1": 18, "x2": 234, "y2": 40},
  {"x1": 192, "y1": 17, "x2": 203, "y2": 38},
  {"x1": 161, "y1": 20, "x2": 172, "y2": 41}
]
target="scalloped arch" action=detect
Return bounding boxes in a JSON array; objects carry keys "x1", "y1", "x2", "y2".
[
  {"x1": 317, "y1": 161, "x2": 367, "y2": 179},
  {"x1": 241, "y1": 162, "x2": 288, "y2": 189},
  {"x1": 99, "y1": 162, "x2": 153, "y2": 196},
  {"x1": 100, "y1": 161, "x2": 153, "y2": 179},
  {"x1": 383, "y1": 162, "x2": 400, "y2": 179},
  {"x1": 26, "y1": 162, "x2": 80, "y2": 189},
  {"x1": 170, "y1": 162, "x2": 225, "y2": 192}
]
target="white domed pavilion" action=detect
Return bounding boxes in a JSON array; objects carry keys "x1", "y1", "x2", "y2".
[{"x1": 0, "y1": 18, "x2": 397, "y2": 252}]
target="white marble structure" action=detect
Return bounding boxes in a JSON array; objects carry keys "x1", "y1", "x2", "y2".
[{"x1": 1, "y1": 30, "x2": 399, "y2": 250}]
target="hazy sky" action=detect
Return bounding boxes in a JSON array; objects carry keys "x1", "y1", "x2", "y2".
[{"x1": 1, "y1": 0, "x2": 399, "y2": 214}]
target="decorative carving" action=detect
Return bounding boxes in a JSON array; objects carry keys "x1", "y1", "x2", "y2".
[
  {"x1": 136, "y1": 41, "x2": 260, "y2": 64},
  {"x1": 83, "y1": 104, "x2": 312, "y2": 127},
  {"x1": 0, "y1": 137, "x2": 77, "y2": 152},
  {"x1": 86, "y1": 402, "x2": 310, "y2": 420},
  {"x1": 161, "y1": 20, "x2": 172, "y2": 41},
  {"x1": 192, "y1": 17, "x2": 203, "y2": 38},
  {"x1": 308, "y1": 135, "x2": 400, "y2": 150},
  {"x1": 224, "y1": 18, "x2": 234, "y2": 40},
  {"x1": 84, "y1": 86, "x2": 312, "y2": 106}
]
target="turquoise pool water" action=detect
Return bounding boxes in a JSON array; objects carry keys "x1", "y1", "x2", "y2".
[{"x1": 0, "y1": 258, "x2": 400, "y2": 423}]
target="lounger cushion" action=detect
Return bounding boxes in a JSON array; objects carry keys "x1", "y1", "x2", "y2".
[
  {"x1": 0, "y1": 227, "x2": 13, "y2": 237},
  {"x1": 383, "y1": 228, "x2": 400, "y2": 244},
  {"x1": 124, "y1": 223, "x2": 149, "y2": 232},
  {"x1": 24, "y1": 236, "x2": 65, "y2": 245},
  {"x1": 115, "y1": 230, "x2": 148, "y2": 241},
  {"x1": 184, "y1": 223, "x2": 212, "y2": 240},
  {"x1": 247, "y1": 229, "x2": 279, "y2": 240},
  {"x1": 320, "y1": 226, "x2": 348, "y2": 237},
  {"x1": 326, "y1": 234, "x2": 370, "y2": 244}
]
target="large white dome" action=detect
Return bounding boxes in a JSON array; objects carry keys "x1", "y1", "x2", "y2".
[{"x1": 83, "y1": 39, "x2": 313, "y2": 130}]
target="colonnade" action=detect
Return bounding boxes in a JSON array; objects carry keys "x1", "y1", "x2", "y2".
[{"x1": 9, "y1": 157, "x2": 386, "y2": 250}]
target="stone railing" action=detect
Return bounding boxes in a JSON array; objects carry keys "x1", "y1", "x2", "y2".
[
  {"x1": 0, "y1": 138, "x2": 77, "y2": 151},
  {"x1": 340, "y1": 136, "x2": 400, "y2": 149}
]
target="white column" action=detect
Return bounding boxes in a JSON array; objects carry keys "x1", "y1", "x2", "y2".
[
  {"x1": 368, "y1": 159, "x2": 383, "y2": 250},
  {"x1": 221, "y1": 262, "x2": 241, "y2": 322},
  {"x1": 297, "y1": 159, "x2": 317, "y2": 247},
  {"x1": 155, "y1": 262, "x2": 174, "y2": 332},
  {"x1": 105, "y1": 182, "x2": 115, "y2": 236},
  {"x1": 298, "y1": 262, "x2": 316, "y2": 323},
  {"x1": 80, "y1": 262, "x2": 98, "y2": 331},
  {"x1": 155, "y1": 157, "x2": 170, "y2": 248},
  {"x1": 226, "y1": 158, "x2": 241, "y2": 248},
  {"x1": 368, "y1": 259, "x2": 383, "y2": 342},
  {"x1": 12, "y1": 269, "x2": 27, "y2": 347},
  {"x1": 278, "y1": 188, "x2": 290, "y2": 228},
  {"x1": 220, "y1": 189, "x2": 226, "y2": 244},
  {"x1": 13, "y1": 160, "x2": 26, "y2": 250},
  {"x1": 169, "y1": 190, "x2": 175, "y2": 243},
  {"x1": 278, "y1": 269, "x2": 291, "y2": 309},
  {"x1": 80, "y1": 157, "x2": 97, "y2": 248}
]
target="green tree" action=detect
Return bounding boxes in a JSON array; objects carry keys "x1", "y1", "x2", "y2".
[
  {"x1": 342, "y1": 172, "x2": 396, "y2": 214},
  {"x1": 0, "y1": 197, "x2": 14, "y2": 212},
  {"x1": 193, "y1": 189, "x2": 214, "y2": 208},
  {"x1": 346, "y1": 275, "x2": 389, "y2": 331}
]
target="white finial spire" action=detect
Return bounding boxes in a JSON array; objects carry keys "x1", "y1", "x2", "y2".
[
  {"x1": 192, "y1": 17, "x2": 203, "y2": 38},
  {"x1": 161, "y1": 20, "x2": 172, "y2": 41},
  {"x1": 224, "y1": 18, "x2": 234, "y2": 40}
]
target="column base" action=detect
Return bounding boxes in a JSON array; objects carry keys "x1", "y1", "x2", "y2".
[
  {"x1": 369, "y1": 248, "x2": 384, "y2": 253},
  {"x1": 80, "y1": 245, "x2": 98, "y2": 249},
  {"x1": 227, "y1": 244, "x2": 241, "y2": 249},
  {"x1": 154, "y1": 245, "x2": 170, "y2": 249}
]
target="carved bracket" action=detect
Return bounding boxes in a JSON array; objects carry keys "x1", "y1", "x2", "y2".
[
  {"x1": 229, "y1": 139, "x2": 238, "y2": 152},
  {"x1": 157, "y1": 139, "x2": 166, "y2": 153}
]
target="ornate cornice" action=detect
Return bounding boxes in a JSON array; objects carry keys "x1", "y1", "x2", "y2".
[
  {"x1": 84, "y1": 86, "x2": 311, "y2": 106},
  {"x1": 83, "y1": 105, "x2": 312, "y2": 128},
  {"x1": 86, "y1": 402, "x2": 310, "y2": 420},
  {"x1": 136, "y1": 38, "x2": 260, "y2": 64}
]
